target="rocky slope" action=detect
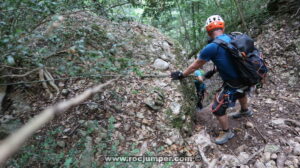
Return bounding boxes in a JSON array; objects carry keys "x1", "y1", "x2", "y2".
[
  {"x1": 1, "y1": 5, "x2": 300, "y2": 168},
  {"x1": 0, "y1": 11, "x2": 195, "y2": 167}
]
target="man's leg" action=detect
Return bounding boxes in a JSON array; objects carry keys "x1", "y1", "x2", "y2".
[
  {"x1": 216, "y1": 114, "x2": 229, "y2": 130},
  {"x1": 238, "y1": 95, "x2": 248, "y2": 110},
  {"x1": 230, "y1": 94, "x2": 253, "y2": 119},
  {"x1": 211, "y1": 91, "x2": 234, "y2": 145}
]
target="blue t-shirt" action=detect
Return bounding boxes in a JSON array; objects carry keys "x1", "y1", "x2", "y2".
[
  {"x1": 197, "y1": 34, "x2": 239, "y2": 81},
  {"x1": 194, "y1": 70, "x2": 206, "y2": 91}
]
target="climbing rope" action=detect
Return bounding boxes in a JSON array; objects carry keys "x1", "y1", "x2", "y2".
[{"x1": 0, "y1": 74, "x2": 182, "y2": 86}]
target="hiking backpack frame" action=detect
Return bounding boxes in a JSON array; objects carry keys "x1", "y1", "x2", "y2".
[{"x1": 212, "y1": 32, "x2": 268, "y2": 87}]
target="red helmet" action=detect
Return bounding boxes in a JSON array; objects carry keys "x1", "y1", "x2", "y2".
[{"x1": 205, "y1": 15, "x2": 225, "y2": 32}]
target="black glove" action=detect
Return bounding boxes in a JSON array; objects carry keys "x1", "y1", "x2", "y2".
[
  {"x1": 204, "y1": 70, "x2": 216, "y2": 79},
  {"x1": 171, "y1": 71, "x2": 184, "y2": 80}
]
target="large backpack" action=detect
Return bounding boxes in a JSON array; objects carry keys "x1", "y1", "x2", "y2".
[{"x1": 213, "y1": 32, "x2": 268, "y2": 87}]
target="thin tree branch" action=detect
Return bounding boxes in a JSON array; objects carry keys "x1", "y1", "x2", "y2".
[
  {"x1": 0, "y1": 78, "x2": 117, "y2": 165},
  {"x1": 104, "y1": 2, "x2": 130, "y2": 12},
  {"x1": 0, "y1": 67, "x2": 42, "y2": 78}
]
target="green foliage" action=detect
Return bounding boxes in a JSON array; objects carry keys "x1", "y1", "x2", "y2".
[
  {"x1": 8, "y1": 116, "x2": 166, "y2": 167},
  {"x1": 136, "y1": 0, "x2": 269, "y2": 50}
]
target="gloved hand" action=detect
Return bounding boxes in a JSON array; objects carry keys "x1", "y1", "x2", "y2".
[
  {"x1": 204, "y1": 70, "x2": 216, "y2": 79},
  {"x1": 171, "y1": 71, "x2": 184, "y2": 80}
]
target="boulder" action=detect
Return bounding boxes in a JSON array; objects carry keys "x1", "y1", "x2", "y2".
[
  {"x1": 170, "y1": 102, "x2": 181, "y2": 115},
  {"x1": 152, "y1": 59, "x2": 169, "y2": 70}
]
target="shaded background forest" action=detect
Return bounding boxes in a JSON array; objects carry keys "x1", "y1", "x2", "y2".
[
  {"x1": 1, "y1": 0, "x2": 270, "y2": 65},
  {"x1": 1, "y1": 0, "x2": 300, "y2": 167}
]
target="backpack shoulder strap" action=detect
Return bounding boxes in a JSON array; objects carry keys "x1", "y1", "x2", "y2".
[{"x1": 212, "y1": 38, "x2": 231, "y2": 50}]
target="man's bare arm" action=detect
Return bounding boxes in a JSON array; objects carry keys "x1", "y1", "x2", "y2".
[
  {"x1": 183, "y1": 59, "x2": 206, "y2": 77},
  {"x1": 196, "y1": 76, "x2": 204, "y2": 83}
]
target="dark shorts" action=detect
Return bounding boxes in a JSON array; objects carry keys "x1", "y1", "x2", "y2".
[{"x1": 211, "y1": 85, "x2": 249, "y2": 116}]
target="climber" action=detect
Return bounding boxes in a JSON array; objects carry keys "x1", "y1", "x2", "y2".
[
  {"x1": 171, "y1": 15, "x2": 253, "y2": 145},
  {"x1": 194, "y1": 68, "x2": 207, "y2": 110}
]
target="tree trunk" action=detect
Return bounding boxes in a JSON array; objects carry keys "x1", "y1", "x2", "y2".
[
  {"x1": 191, "y1": 2, "x2": 197, "y2": 50},
  {"x1": 176, "y1": 0, "x2": 192, "y2": 50},
  {"x1": 233, "y1": 0, "x2": 248, "y2": 32}
]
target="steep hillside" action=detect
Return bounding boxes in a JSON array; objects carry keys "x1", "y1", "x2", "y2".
[
  {"x1": 0, "y1": 2, "x2": 300, "y2": 167},
  {"x1": 0, "y1": 11, "x2": 197, "y2": 167}
]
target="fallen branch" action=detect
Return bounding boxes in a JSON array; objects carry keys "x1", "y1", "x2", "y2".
[
  {"x1": 278, "y1": 96, "x2": 300, "y2": 107},
  {"x1": 0, "y1": 65, "x2": 30, "y2": 70},
  {"x1": 292, "y1": 7, "x2": 300, "y2": 18},
  {"x1": 39, "y1": 69, "x2": 53, "y2": 99},
  {"x1": 0, "y1": 67, "x2": 41, "y2": 78},
  {"x1": 261, "y1": 95, "x2": 300, "y2": 107},
  {"x1": 43, "y1": 49, "x2": 69, "y2": 60},
  {"x1": 284, "y1": 119, "x2": 300, "y2": 127},
  {"x1": 0, "y1": 78, "x2": 117, "y2": 165},
  {"x1": 43, "y1": 68, "x2": 60, "y2": 96},
  {"x1": 246, "y1": 118, "x2": 268, "y2": 143}
]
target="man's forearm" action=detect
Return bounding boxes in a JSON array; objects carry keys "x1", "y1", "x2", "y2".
[
  {"x1": 182, "y1": 59, "x2": 206, "y2": 77},
  {"x1": 183, "y1": 64, "x2": 198, "y2": 76}
]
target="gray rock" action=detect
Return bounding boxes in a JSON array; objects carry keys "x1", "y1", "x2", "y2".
[
  {"x1": 271, "y1": 118, "x2": 285, "y2": 125},
  {"x1": 254, "y1": 160, "x2": 266, "y2": 168},
  {"x1": 263, "y1": 152, "x2": 271, "y2": 162},
  {"x1": 95, "y1": 137, "x2": 102, "y2": 143},
  {"x1": 170, "y1": 102, "x2": 181, "y2": 115},
  {"x1": 0, "y1": 115, "x2": 14, "y2": 124},
  {"x1": 295, "y1": 137, "x2": 300, "y2": 143},
  {"x1": 240, "y1": 165, "x2": 249, "y2": 168},
  {"x1": 238, "y1": 152, "x2": 250, "y2": 163},
  {"x1": 162, "y1": 41, "x2": 170, "y2": 52},
  {"x1": 271, "y1": 153, "x2": 277, "y2": 160},
  {"x1": 136, "y1": 112, "x2": 144, "y2": 119},
  {"x1": 169, "y1": 129, "x2": 184, "y2": 145},
  {"x1": 245, "y1": 121, "x2": 254, "y2": 129},
  {"x1": 58, "y1": 82, "x2": 65, "y2": 88},
  {"x1": 165, "y1": 138, "x2": 173, "y2": 145},
  {"x1": 265, "y1": 160, "x2": 276, "y2": 168},
  {"x1": 124, "y1": 123, "x2": 131, "y2": 131},
  {"x1": 61, "y1": 89, "x2": 69, "y2": 96},
  {"x1": 220, "y1": 154, "x2": 239, "y2": 167},
  {"x1": 57, "y1": 141, "x2": 66, "y2": 148},
  {"x1": 293, "y1": 144, "x2": 300, "y2": 156},
  {"x1": 264, "y1": 144, "x2": 281, "y2": 153},
  {"x1": 144, "y1": 98, "x2": 161, "y2": 111},
  {"x1": 284, "y1": 160, "x2": 293, "y2": 166},
  {"x1": 292, "y1": 158, "x2": 299, "y2": 167},
  {"x1": 236, "y1": 144, "x2": 248, "y2": 153},
  {"x1": 152, "y1": 58, "x2": 169, "y2": 70},
  {"x1": 160, "y1": 54, "x2": 169, "y2": 60},
  {"x1": 78, "y1": 120, "x2": 85, "y2": 124},
  {"x1": 86, "y1": 103, "x2": 99, "y2": 110},
  {"x1": 277, "y1": 152, "x2": 287, "y2": 168},
  {"x1": 78, "y1": 130, "x2": 88, "y2": 136}
]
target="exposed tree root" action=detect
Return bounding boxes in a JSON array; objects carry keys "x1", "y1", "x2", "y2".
[
  {"x1": 43, "y1": 68, "x2": 59, "y2": 96},
  {"x1": 0, "y1": 67, "x2": 41, "y2": 78},
  {"x1": 39, "y1": 68, "x2": 53, "y2": 99}
]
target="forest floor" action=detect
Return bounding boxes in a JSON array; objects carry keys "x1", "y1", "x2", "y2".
[{"x1": 1, "y1": 11, "x2": 300, "y2": 168}]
